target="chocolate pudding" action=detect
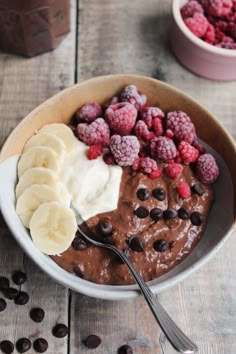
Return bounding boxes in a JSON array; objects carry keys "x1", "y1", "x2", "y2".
[
  {"x1": 52, "y1": 164, "x2": 213, "y2": 285},
  {"x1": 0, "y1": 0, "x2": 70, "y2": 56}
]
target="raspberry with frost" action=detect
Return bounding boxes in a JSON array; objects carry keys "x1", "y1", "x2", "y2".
[
  {"x1": 76, "y1": 118, "x2": 110, "y2": 146},
  {"x1": 181, "y1": 0, "x2": 204, "y2": 18},
  {"x1": 76, "y1": 102, "x2": 103, "y2": 123},
  {"x1": 165, "y1": 163, "x2": 183, "y2": 179},
  {"x1": 184, "y1": 13, "x2": 208, "y2": 38},
  {"x1": 105, "y1": 102, "x2": 137, "y2": 135},
  {"x1": 152, "y1": 118, "x2": 164, "y2": 136},
  {"x1": 178, "y1": 141, "x2": 199, "y2": 164},
  {"x1": 166, "y1": 111, "x2": 197, "y2": 144},
  {"x1": 120, "y1": 85, "x2": 147, "y2": 112},
  {"x1": 196, "y1": 153, "x2": 219, "y2": 183},
  {"x1": 134, "y1": 121, "x2": 155, "y2": 142},
  {"x1": 109, "y1": 135, "x2": 140, "y2": 167},
  {"x1": 177, "y1": 182, "x2": 191, "y2": 199},
  {"x1": 141, "y1": 107, "x2": 165, "y2": 129},
  {"x1": 150, "y1": 137, "x2": 177, "y2": 161}
]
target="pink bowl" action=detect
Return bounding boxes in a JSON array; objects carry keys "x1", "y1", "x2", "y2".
[{"x1": 171, "y1": 0, "x2": 236, "y2": 80}]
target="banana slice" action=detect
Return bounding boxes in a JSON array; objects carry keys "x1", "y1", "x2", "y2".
[
  {"x1": 15, "y1": 167, "x2": 59, "y2": 199},
  {"x1": 38, "y1": 123, "x2": 78, "y2": 152},
  {"x1": 18, "y1": 146, "x2": 60, "y2": 178},
  {"x1": 23, "y1": 133, "x2": 66, "y2": 161},
  {"x1": 30, "y1": 201, "x2": 77, "y2": 255},
  {"x1": 16, "y1": 184, "x2": 63, "y2": 228}
]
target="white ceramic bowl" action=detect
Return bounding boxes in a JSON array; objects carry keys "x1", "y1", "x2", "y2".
[
  {"x1": 0, "y1": 74, "x2": 236, "y2": 300},
  {"x1": 171, "y1": 0, "x2": 236, "y2": 80}
]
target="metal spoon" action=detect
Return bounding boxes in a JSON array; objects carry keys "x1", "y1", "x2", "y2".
[{"x1": 71, "y1": 204, "x2": 198, "y2": 354}]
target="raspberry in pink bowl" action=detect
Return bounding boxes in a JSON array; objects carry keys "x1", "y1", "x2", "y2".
[
  {"x1": 50, "y1": 84, "x2": 220, "y2": 285},
  {"x1": 171, "y1": 0, "x2": 236, "y2": 80}
]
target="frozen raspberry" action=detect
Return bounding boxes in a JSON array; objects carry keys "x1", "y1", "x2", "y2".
[
  {"x1": 132, "y1": 157, "x2": 140, "y2": 170},
  {"x1": 87, "y1": 144, "x2": 103, "y2": 160},
  {"x1": 76, "y1": 102, "x2": 103, "y2": 123},
  {"x1": 152, "y1": 118, "x2": 164, "y2": 136},
  {"x1": 76, "y1": 118, "x2": 110, "y2": 146},
  {"x1": 208, "y1": 0, "x2": 233, "y2": 17},
  {"x1": 105, "y1": 102, "x2": 137, "y2": 135},
  {"x1": 181, "y1": 0, "x2": 204, "y2": 18},
  {"x1": 120, "y1": 85, "x2": 147, "y2": 112},
  {"x1": 150, "y1": 137, "x2": 177, "y2": 161},
  {"x1": 192, "y1": 140, "x2": 206, "y2": 154},
  {"x1": 103, "y1": 152, "x2": 116, "y2": 165},
  {"x1": 203, "y1": 23, "x2": 216, "y2": 43},
  {"x1": 135, "y1": 157, "x2": 158, "y2": 174},
  {"x1": 222, "y1": 35, "x2": 234, "y2": 42},
  {"x1": 216, "y1": 42, "x2": 236, "y2": 48},
  {"x1": 177, "y1": 182, "x2": 191, "y2": 199},
  {"x1": 196, "y1": 153, "x2": 219, "y2": 183},
  {"x1": 134, "y1": 121, "x2": 155, "y2": 142},
  {"x1": 165, "y1": 129, "x2": 174, "y2": 138},
  {"x1": 110, "y1": 135, "x2": 140, "y2": 166},
  {"x1": 149, "y1": 168, "x2": 162, "y2": 179},
  {"x1": 166, "y1": 111, "x2": 197, "y2": 144},
  {"x1": 141, "y1": 107, "x2": 165, "y2": 129},
  {"x1": 178, "y1": 141, "x2": 199, "y2": 164},
  {"x1": 184, "y1": 13, "x2": 208, "y2": 38},
  {"x1": 233, "y1": 0, "x2": 236, "y2": 9},
  {"x1": 165, "y1": 163, "x2": 183, "y2": 179}
]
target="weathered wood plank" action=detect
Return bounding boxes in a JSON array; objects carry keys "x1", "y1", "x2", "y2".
[
  {"x1": 0, "y1": 1, "x2": 76, "y2": 353},
  {"x1": 72, "y1": 0, "x2": 236, "y2": 353}
]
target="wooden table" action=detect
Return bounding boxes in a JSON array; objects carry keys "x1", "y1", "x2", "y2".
[{"x1": 0, "y1": 1, "x2": 236, "y2": 353}]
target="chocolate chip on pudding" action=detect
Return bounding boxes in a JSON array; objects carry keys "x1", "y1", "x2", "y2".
[
  {"x1": 153, "y1": 239, "x2": 169, "y2": 253},
  {"x1": 178, "y1": 208, "x2": 190, "y2": 220},
  {"x1": 128, "y1": 236, "x2": 145, "y2": 252},
  {"x1": 136, "y1": 188, "x2": 150, "y2": 201},
  {"x1": 134, "y1": 206, "x2": 149, "y2": 218},
  {"x1": 150, "y1": 208, "x2": 163, "y2": 221},
  {"x1": 163, "y1": 208, "x2": 178, "y2": 220},
  {"x1": 152, "y1": 187, "x2": 166, "y2": 201}
]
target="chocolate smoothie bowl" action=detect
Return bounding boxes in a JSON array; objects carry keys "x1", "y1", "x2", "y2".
[{"x1": 0, "y1": 75, "x2": 235, "y2": 299}]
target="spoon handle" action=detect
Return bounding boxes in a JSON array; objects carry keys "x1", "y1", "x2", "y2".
[{"x1": 112, "y1": 247, "x2": 198, "y2": 354}]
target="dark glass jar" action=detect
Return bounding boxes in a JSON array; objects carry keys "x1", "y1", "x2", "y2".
[{"x1": 0, "y1": 0, "x2": 70, "y2": 57}]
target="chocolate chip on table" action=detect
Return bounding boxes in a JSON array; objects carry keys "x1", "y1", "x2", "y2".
[
  {"x1": 0, "y1": 340, "x2": 14, "y2": 354},
  {"x1": 191, "y1": 183, "x2": 205, "y2": 196},
  {"x1": 153, "y1": 239, "x2": 169, "y2": 253},
  {"x1": 134, "y1": 206, "x2": 149, "y2": 218},
  {"x1": 118, "y1": 344, "x2": 133, "y2": 354},
  {"x1": 83, "y1": 334, "x2": 101, "y2": 349},
  {"x1": 0, "y1": 276, "x2": 10, "y2": 289},
  {"x1": 14, "y1": 291, "x2": 29, "y2": 305},
  {"x1": 30, "y1": 308, "x2": 45, "y2": 323},
  {"x1": 72, "y1": 237, "x2": 88, "y2": 250},
  {"x1": 136, "y1": 188, "x2": 150, "y2": 201},
  {"x1": 96, "y1": 220, "x2": 113, "y2": 236},
  {"x1": 3, "y1": 288, "x2": 18, "y2": 300},
  {"x1": 163, "y1": 208, "x2": 177, "y2": 220},
  {"x1": 128, "y1": 236, "x2": 145, "y2": 252},
  {"x1": 12, "y1": 271, "x2": 27, "y2": 285},
  {"x1": 150, "y1": 208, "x2": 163, "y2": 221},
  {"x1": 15, "y1": 338, "x2": 31, "y2": 353},
  {"x1": 178, "y1": 208, "x2": 190, "y2": 220},
  {"x1": 52, "y1": 323, "x2": 68, "y2": 338},
  {"x1": 0, "y1": 298, "x2": 7, "y2": 312},
  {"x1": 33, "y1": 338, "x2": 48, "y2": 353},
  {"x1": 152, "y1": 187, "x2": 166, "y2": 201},
  {"x1": 190, "y1": 211, "x2": 203, "y2": 226}
]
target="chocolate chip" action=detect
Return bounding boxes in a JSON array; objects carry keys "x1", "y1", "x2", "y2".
[
  {"x1": 83, "y1": 335, "x2": 101, "y2": 349},
  {"x1": 33, "y1": 338, "x2": 48, "y2": 353},
  {"x1": 12, "y1": 271, "x2": 27, "y2": 285},
  {"x1": 96, "y1": 221, "x2": 113, "y2": 236},
  {"x1": 134, "y1": 206, "x2": 149, "y2": 218},
  {"x1": 150, "y1": 208, "x2": 163, "y2": 221},
  {"x1": 16, "y1": 338, "x2": 31, "y2": 353},
  {"x1": 118, "y1": 344, "x2": 133, "y2": 354},
  {"x1": 3, "y1": 288, "x2": 18, "y2": 300},
  {"x1": 178, "y1": 208, "x2": 190, "y2": 220},
  {"x1": 14, "y1": 292, "x2": 29, "y2": 305},
  {"x1": 153, "y1": 239, "x2": 169, "y2": 252},
  {"x1": 30, "y1": 308, "x2": 45, "y2": 323},
  {"x1": 163, "y1": 208, "x2": 177, "y2": 220},
  {"x1": 190, "y1": 211, "x2": 203, "y2": 226},
  {"x1": 73, "y1": 266, "x2": 84, "y2": 278},
  {"x1": 0, "y1": 340, "x2": 14, "y2": 354},
  {"x1": 0, "y1": 298, "x2": 7, "y2": 312},
  {"x1": 0, "y1": 277, "x2": 9, "y2": 289},
  {"x1": 191, "y1": 184, "x2": 205, "y2": 196},
  {"x1": 128, "y1": 236, "x2": 145, "y2": 252},
  {"x1": 52, "y1": 324, "x2": 68, "y2": 338},
  {"x1": 136, "y1": 188, "x2": 150, "y2": 201},
  {"x1": 72, "y1": 237, "x2": 88, "y2": 250},
  {"x1": 152, "y1": 188, "x2": 166, "y2": 201}
]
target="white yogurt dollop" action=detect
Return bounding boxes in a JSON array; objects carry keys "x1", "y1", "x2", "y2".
[{"x1": 60, "y1": 140, "x2": 122, "y2": 220}]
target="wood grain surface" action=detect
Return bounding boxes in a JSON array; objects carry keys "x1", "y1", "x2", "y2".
[{"x1": 0, "y1": 0, "x2": 236, "y2": 353}]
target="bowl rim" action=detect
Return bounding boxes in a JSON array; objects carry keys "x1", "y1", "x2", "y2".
[
  {"x1": 172, "y1": 0, "x2": 236, "y2": 57},
  {"x1": 1, "y1": 74, "x2": 236, "y2": 300}
]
